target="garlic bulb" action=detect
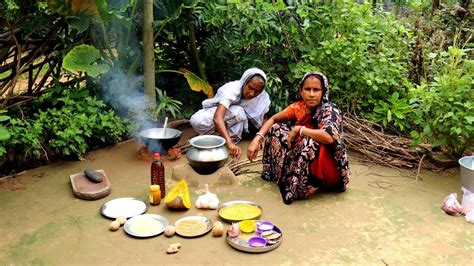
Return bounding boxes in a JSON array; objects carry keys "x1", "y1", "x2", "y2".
[
  {"x1": 195, "y1": 184, "x2": 220, "y2": 210},
  {"x1": 208, "y1": 200, "x2": 219, "y2": 210}
]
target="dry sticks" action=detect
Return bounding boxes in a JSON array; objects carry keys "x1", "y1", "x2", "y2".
[
  {"x1": 226, "y1": 155, "x2": 263, "y2": 176},
  {"x1": 343, "y1": 114, "x2": 432, "y2": 170}
]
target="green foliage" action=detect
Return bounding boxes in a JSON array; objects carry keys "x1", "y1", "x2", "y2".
[
  {"x1": 192, "y1": 1, "x2": 473, "y2": 157},
  {"x1": 4, "y1": 85, "x2": 128, "y2": 161},
  {"x1": 0, "y1": 110, "x2": 11, "y2": 157},
  {"x1": 197, "y1": 1, "x2": 412, "y2": 119},
  {"x1": 266, "y1": 73, "x2": 290, "y2": 114},
  {"x1": 196, "y1": 0, "x2": 298, "y2": 112},
  {"x1": 368, "y1": 92, "x2": 413, "y2": 131},
  {"x1": 295, "y1": 3, "x2": 410, "y2": 114},
  {"x1": 63, "y1": 44, "x2": 110, "y2": 77},
  {"x1": 0, "y1": 0, "x2": 20, "y2": 20},
  {"x1": 155, "y1": 88, "x2": 183, "y2": 119},
  {"x1": 8, "y1": 118, "x2": 45, "y2": 160},
  {"x1": 153, "y1": 0, "x2": 196, "y2": 21},
  {"x1": 410, "y1": 44, "x2": 474, "y2": 156},
  {"x1": 47, "y1": 0, "x2": 143, "y2": 75}
]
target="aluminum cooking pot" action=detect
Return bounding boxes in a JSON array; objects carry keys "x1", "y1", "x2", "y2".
[
  {"x1": 186, "y1": 135, "x2": 229, "y2": 175},
  {"x1": 139, "y1": 128, "x2": 182, "y2": 154}
]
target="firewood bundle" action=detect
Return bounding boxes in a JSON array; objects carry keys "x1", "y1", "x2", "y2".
[{"x1": 343, "y1": 114, "x2": 432, "y2": 170}]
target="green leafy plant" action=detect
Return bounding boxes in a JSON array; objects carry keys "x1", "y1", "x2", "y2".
[
  {"x1": 155, "y1": 88, "x2": 183, "y2": 119},
  {"x1": 411, "y1": 43, "x2": 473, "y2": 156},
  {"x1": 62, "y1": 44, "x2": 110, "y2": 77},
  {"x1": 4, "y1": 85, "x2": 129, "y2": 168},
  {"x1": 368, "y1": 92, "x2": 413, "y2": 131},
  {"x1": 0, "y1": 110, "x2": 11, "y2": 157}
]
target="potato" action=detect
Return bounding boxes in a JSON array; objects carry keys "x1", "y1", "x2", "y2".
[
  {"x1": 212, "y1": 221, "x2": 224, "y2": 237},
  {"x1": 164, "y1": 225, "x2": 175, "y2": 237},
  {"x1": 116, "y1": 216, "x2": 127, "y2": 225},
  {"x1": 109, "y1": 220, "x2": 120, "y2": 231}
]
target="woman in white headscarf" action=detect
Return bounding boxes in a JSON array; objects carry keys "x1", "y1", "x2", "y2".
[{"x1": 190, "y1": 68, "x2": 270, "y2": 159}]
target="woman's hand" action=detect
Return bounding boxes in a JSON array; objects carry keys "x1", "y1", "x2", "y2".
[
  {"x1": 247, "y1": 135, "x2": 263, "y2": 162},
  {"x1": 287, "y1": 126, "x2": 301, "y2": 148},
  {"x1": 227, "y1": 142, "x2": 241, "y2": 159}
]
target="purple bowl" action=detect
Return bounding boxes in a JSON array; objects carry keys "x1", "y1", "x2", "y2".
[
  {"x1": 256, "y1": 221, "x2": 274, "y2": 234},
  {"x1": 248, "y1": 236, "x2": 267, "y2": 248}
]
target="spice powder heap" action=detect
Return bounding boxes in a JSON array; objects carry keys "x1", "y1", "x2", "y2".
[{"x1": 219, "y1": 204, "x2": 261, "y2": 221}]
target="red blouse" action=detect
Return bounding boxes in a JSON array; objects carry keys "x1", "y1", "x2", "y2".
[{"x1": 283, "y1": 101, "x2": 308, "y2": 122}]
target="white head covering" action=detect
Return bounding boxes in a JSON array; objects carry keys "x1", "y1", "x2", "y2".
[
  {"x1": 202, "y1": 68, "x2": 267, "y2": 108},
  {"x1": 200, "y1": 68, "x2": 270, "y2": 131}
]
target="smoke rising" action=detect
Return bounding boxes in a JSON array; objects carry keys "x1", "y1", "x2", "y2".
[{"x1": 99, "y1": 68, "x2": 165, "y2": 154}]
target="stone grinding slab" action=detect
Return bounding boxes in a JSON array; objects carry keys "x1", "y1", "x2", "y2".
[{"x1": 70, "y1": 169, "x2": 111, "y2": 200}]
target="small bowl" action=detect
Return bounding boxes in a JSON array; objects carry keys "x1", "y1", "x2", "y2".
[
  {"x1": 256, "y1": 221, "x2": 274, "y2": 234},
  {"x1": 248, "y1": 236, "x2": 267, "y2": 248},
  {"x1": 239, "y1": 220, "x2": 256, "y2": 233}
]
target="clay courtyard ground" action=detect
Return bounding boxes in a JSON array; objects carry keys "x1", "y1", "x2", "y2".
[{"x1": 0, "y1": 129, "x2": 473, "y2": 264}]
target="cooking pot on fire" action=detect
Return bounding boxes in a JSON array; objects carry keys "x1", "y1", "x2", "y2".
[
  {"x1": 186, "y1": 135, "x2": 229, "y2": 175},
  {"x1": 139, "y1": 128, "x2": 182, "y2": 154}
]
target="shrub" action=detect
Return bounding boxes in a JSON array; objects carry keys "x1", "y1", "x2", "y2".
[
  {"x1": 2, "y1": 85, "x2": 129, "y2": 174},
  {"x1": 410, "y1": 45, "x2": 474, "y2": 156}
]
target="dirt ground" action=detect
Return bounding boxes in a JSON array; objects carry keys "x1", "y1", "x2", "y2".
[{"x1": 0, "y1": 129, "x2": 473, "y2": 265}]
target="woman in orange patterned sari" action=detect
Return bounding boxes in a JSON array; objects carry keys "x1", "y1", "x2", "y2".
[{"x1": 247, "y1": 72, "x2": 349, "y2": 204}]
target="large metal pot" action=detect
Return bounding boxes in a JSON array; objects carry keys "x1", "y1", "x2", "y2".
[
  {"x1": 186, "y1": 135, "x2": 229, "y2": 175},
  {"x1": 139, "y1": 128, "x2": 182, "y2": 154},
  {"x1": 459, "y1": 156, "x2": 474, "y2": 192}
]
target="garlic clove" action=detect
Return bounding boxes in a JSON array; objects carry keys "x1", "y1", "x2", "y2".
[
  {"x1": 201, "y1": 201, "x2": 209, "y2": 209},
  {"x1": 196, "y1": 200, "x2": 202, "y2": 209}
]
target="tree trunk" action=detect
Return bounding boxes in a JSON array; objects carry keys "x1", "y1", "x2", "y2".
[
  {"x1": 184, "y1": 8, "x2": 207, "y2": 81},
  {"x1": 143, "y1": 0, "x2": 156, "y2": 107},
  {"x1": 432, "y1": 0, "x2": 440, "y2": 10}
]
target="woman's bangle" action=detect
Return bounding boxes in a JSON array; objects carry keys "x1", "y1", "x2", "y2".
[
  {"x1": 299, "y1": 126, "x2": 306, "y2": 137},
  {"x1": 255, "y1": 132, "x2": 265, "y2": 140}
]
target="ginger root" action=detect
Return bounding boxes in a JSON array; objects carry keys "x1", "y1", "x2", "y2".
[{"x1": 166, "y1": 243, "x2": 181, "y2": 254}]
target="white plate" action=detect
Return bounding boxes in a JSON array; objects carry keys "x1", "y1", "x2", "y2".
[
  {"x1": 174, "y1": 216, "x2": 212, "y2": 238},
  {"x1": 100, "y1": 197, "x2": 147, "y2": 219},
  {"x1": 124, "y1": 214, "x2": 169, "y2": 238}
]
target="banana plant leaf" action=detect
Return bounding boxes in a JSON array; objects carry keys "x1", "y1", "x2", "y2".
[
  {"x1": 180, "y1": 68, "x2": 214, "y2": 98},
  {"x1": 46, "y1": 0, "x2": 101, "y2": 17}
]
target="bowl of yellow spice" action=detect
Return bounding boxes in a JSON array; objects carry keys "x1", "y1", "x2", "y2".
[{"x1": 218, "y1": 200, "x2": 263, "y2": 223}]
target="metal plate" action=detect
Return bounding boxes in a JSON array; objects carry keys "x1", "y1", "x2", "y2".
[
  {"x1": 123, "y1": 214, "x2": 169, "y2": 238},
  {"x1": 100, "y1": 197, "x2": 147, "y2": 219},
  {"x1": 218, "y1": 200, "x2": 263, "y2": 223},
  {"x1": 174, "y1": 216, "x2": 212, "y2": 238},
  {"x1": 226, "y1": 221, "x2": 283, "y2": 253}
]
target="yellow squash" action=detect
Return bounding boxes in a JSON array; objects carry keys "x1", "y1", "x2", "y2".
[{"x1": 164, "y1": 180, "x2": 191, "y2": 209}]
